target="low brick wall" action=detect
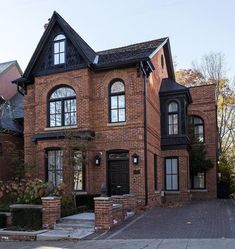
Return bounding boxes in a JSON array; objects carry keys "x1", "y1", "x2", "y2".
[
  {"x1": 94, "y1": 195, "x2": 138, "y2": 231},
  {"x1": 41, "y1": 196, "x2": 61, "y2": 229}
]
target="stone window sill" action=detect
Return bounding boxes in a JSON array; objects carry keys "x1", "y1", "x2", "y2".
[
  {"x1": 44, "y1": 125, "x2": 78, "y2": 131},
  {"x1": 190, "y1": 189, "x2": 208, "y2": 192},
  {"x1": 107, "y1": 122, "x2": 127, "y2": 127},
  {"x1": 164, "y1": 191, "x2": 180, "y2": 194}
]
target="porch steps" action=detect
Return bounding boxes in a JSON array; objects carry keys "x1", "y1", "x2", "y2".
[{"x1": 37, "y1": 212, "x2": 95, "y2": 241}]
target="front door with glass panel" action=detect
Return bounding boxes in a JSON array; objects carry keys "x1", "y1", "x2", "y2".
[{"x1": 108, "y1": 151, "x2": 129, "y2": 196}]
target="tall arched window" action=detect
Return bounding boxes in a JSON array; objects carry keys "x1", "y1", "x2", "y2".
[
  {"x1": 48, "y1": 86, "x2": 76, "y2": 127},
  {"x1": 190, "y1": 116, "x2": 204, "y2": 142},
  {"x1": 168, "y1": 101, "x2": 178, "y2": 135},
  {"x1": 109, "y1": 80, "x2": 126, "y2": 123},
  {"x1": 54, "y1": 34, "x2": 66, "y2": 65}
]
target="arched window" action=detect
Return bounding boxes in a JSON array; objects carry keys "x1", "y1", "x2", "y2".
[
  {"x1": 109, "y1": 80, "x2": 126, "y2": 123},
  {"x1": 190, "y1": 116, "x2": 204, "y2": 142},
  {"x1": 48, "y1": 86, "x2": 76, "y2": 127},
  {"x1": 54, "y1": 34, "x2": 66, "y2": 65},
  {"x1": 168, "y1": 101, "x2": 178, "y2": 135}
]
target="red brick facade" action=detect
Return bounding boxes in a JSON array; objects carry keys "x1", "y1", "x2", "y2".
[{"x1": 21, "y1": 12, "x2": 217, "y2": 206}]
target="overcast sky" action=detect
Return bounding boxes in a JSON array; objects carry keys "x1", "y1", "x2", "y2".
[{"x1": 0, "y1": 0, "x2": 234, "y2": 78}]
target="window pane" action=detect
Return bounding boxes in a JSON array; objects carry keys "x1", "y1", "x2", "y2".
[
  {"x1": 71, "y1": 99, "x2": 76, "y2": 112},
  {"x1": 47, "y1": 150, "x2": 63, "y2": 186},
  {"x1": 55, "y1": 114, "x2": 61, "y2": 126},
  {"x1": 194, "y1": 117, "x2": 203, "y2": 124},
  {"x1": 166, "y1": 175, "x2": 172, "y2": 190},
  {"x1": 118, "y1": 95, "x2": 125, "y2": 108},
  {"x1": 50, "y1": 87, "x2": 76, "y2": 99},
  {"x1": 50, "y1": 102, "x2": 55, "y2": 114},
  {"x1": 60, "y1": 41, "x2": 65, "y2": 52},
  {"x1": 55, "y1": 101, "x2": 61, "y2": 114},
  {"x1": 111, "y1": 110, "x2": 118, "y2": 122},
  {"x1": 54, "y1": 34, "x2": 65, "y2": 41},
  {"x1": 172, "y1": 175, "x2": 178, "y2": 190},
  {"x1": 60, "y1": 53, "x2": 65, "y2": 64},
  {"x1": 119, "y1": 109, "x2": 125, "y2": 122},
  {"x1": 54, "y1": 54, "x2": 59, "y2": 65},
  {"x1": 54, "y1": 42, "x2": 59, "y2": 53},
  {"x1": 166, "y1": 159, "x2": 171, "y2": 174},
  {"x1": 56, "y1": 171, "x2": 63, "y2": 185},
  {"x1": 168, "y1": 102, "x2": 178, "y2": 112},
  {"x1": 193, "y1": 172, "x2": 205, "y2": 189},
  {"x1": 50, "y1": 115, "x2": 56, "y2": 127},
  {"x1": 111, "y1": 96, "x2": 117, "y2": 108},
  {"x1": 111, "y1": 81, "x2": 124, "y2": 93},
  {"x1": 64, "y1": 100, "x2": 71, "y2": 112},
  {"x1": 48, "y1": 171, "x2": 55, "y2": 183},
  {"x1": 74, "y1": 151, "x2": 83, "y2": 191},
  {"x1": 171, "y1": 159, "x2": 178, "y2": 174},
  {"x1": 64, "y1": 113, "x2": 71, "y2": 125},
  {"x1": 48, "y1": 151, "x2": 55, "y2": 170}
]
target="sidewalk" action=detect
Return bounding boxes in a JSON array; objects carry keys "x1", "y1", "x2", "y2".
[{"x1": 1, "y1": 239, "x2": 235, "y2": 249}]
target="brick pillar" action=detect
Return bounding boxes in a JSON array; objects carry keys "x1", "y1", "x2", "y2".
[
  {"x1": 94, "y1": 197, "x2": 113, "y2": 231},
  {"x1": 124, "y1": 194, "x2": 137, "y2": 212},
  {"x1": 41, "y1": 196, "x2": 61, "y2": 229}
]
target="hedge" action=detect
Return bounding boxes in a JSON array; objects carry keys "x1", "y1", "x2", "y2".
[
  {"x1": 0, "y1": 214, "x2": 7, "y2": 228},
  {"x1": 11, "y1": 205, "x2": 42, "y2": 231}
]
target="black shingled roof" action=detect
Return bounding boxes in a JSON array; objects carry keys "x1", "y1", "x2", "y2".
[
  {"x1": 14, "y1": 11, "x2": 174, "y2": 85},
  {"x1": 96, "y1": 38, "x2": 167, "y2": 66}
]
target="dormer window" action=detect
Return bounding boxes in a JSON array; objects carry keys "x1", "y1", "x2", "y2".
[
  {"x1": 53, "y1": 34, "x2": 66, "y2": 65},
  {"x1": 168, "y1": 101, "x2": 179, "y2": 135}
]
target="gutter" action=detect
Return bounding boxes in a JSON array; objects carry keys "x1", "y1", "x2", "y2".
[{"x1": 140, "y1": 61, "x2": 148, "y2": 206}]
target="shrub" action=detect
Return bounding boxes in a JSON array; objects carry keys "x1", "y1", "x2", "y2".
[
  {"x1": 11, "y1": 206, "x2": 42, "y2": 231},
  {"x1": 61, "y1": 197, "x2": 87, "y2": 217},
  {"x1": 0, "y1": 214, "x2": 7, "y2": 228},
  {"x1": 0, "y1": 178, "x2": 65, "y2": 205}
]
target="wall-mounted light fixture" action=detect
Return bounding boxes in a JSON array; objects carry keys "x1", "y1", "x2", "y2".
[
  {"x1": 95, "y1": 155, "x2": 101, "y2": 166},
  {"x1": 132, "y1": 153, "x2": 139, "y2": 165}
]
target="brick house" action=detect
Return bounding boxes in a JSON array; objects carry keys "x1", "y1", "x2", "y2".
[
  {"x1": 0, "y1": 61, "x2": 24, "y2": 180},
  {"x1": 13, "y1": 11, "x2": 217, "y2": 205}
]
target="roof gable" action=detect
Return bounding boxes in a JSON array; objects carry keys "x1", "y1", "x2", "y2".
[{"x1": 23, "y1": 11, "x2": 97, "y2": 79}]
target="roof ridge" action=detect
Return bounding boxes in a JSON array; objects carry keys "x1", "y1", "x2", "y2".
[
  {"x1": 0, "y1": 60, "x2": 17, "y2": 66},
  {"x1": 96, "y1": 37, "x2": 168, "y2": 54}
]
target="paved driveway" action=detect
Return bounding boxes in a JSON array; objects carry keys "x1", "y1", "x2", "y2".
[{"x1": 103, "y1": 199, "x2": 235, "y2": 239}]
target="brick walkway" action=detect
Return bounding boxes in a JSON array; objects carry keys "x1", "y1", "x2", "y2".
[{"x1": 103, "y1": 199, "x2": 235, "y2": 239}]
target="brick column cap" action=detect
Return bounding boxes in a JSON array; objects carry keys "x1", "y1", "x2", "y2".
[
  {"x1": 94, "y1": 197, "x2": 111, "y2": 201},
  {"x1": 41, "y1": 196, "x2": 61, "y2": 201}
]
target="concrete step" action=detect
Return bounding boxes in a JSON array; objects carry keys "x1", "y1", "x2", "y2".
[
  {"x1": 55, "y1": 222, "x2": 94, "y2": 230},
  {"x1": 37, "y1": 228, "x2": 94, "y2": 241}
]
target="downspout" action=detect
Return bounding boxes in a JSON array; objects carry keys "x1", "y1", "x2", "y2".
[{"x1": 140, "y1": 61, "x2": 148, "y2": 206}]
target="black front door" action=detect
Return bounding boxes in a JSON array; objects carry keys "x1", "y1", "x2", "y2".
[{"x1": 108, "y1": 153, "x2": 129, "y2": 196}]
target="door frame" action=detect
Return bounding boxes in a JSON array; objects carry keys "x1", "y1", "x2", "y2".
[{"x1": 106, "y1": 149, "x2": 129, "y2": 196}]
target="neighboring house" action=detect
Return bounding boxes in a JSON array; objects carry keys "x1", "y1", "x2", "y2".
[
  {"x1": 0, "y1": 61, "x2": 22, "y2": 100},
  {"x1": 0, "y1": 61, "x2": 24, "y2": 180},
  {"x1": 13, "y1": 11, "x2": 217, "y2": 205}
]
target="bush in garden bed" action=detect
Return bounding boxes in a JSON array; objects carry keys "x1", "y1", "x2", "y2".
[
  {"x1": 11, "y1": 206, "x2": 42, "y2": 231},
  {"x1": 0, "y1": 214, "x2": 7, "y2": 228}
]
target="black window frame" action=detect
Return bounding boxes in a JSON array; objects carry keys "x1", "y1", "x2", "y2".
[
  {"x1": 167, "y1": 101, "x2": 179, "y2": 135},
  {"x1": 47, "y1": 85, "x2": 77, "y2": 128},
  {"x1": 45, "y1": 148, "x2": 63, "y2": 186},
  {"x1": 53, "y1": 34, "x2": 66, "y2": 65},
  {"x1": 190, "y1": 115, "x2": 205, "y2": 143},
  {"x1": 109, "y1": 79, "x2": 126, "y2": 123},
  {"x1": 165, "y1": 157, "x2": 179, "y2": 191}
]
